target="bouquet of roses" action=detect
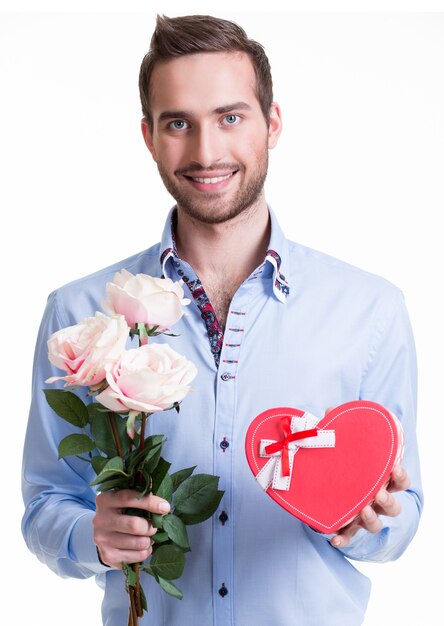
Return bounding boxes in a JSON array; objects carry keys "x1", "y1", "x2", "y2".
[{"x1": 43, "y1": 270, "x2": 223, "y2": 626}]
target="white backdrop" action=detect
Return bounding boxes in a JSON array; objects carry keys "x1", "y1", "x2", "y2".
[{"x1": 1, "y1": 1, "x2": 442, "y2": 625}]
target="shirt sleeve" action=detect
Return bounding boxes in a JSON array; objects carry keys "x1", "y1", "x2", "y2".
[
  {"x1": 308, "y1": 287, "x2": 424, "y2": 562},
  {"x1": 21, "y1": 290, "x2": 109, "y2": 578}
]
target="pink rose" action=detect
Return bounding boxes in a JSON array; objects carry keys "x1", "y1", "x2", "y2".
[
  {"x1": 46, "y1": 312, "x2": 130, "y2": 387},
  {"x1": 95, "y1": 343, "x2": 197, "y2": 414},
  {"x1": 103, "y1": 269, "x2": 189, "y2": 331}
]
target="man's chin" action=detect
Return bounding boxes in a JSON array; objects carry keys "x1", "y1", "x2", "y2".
[{"x1": 177, "y1": 199, "x2": 260, "y2": 226}]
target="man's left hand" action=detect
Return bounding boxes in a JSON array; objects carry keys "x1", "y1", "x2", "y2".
[{"x1": 330, "y1": 465, "x2": 410, "y2": 548}]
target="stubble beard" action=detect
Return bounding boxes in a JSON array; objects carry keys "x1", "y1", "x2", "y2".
[{"x1": 156, "y1": 149, "x2": 269, "y2": 226}]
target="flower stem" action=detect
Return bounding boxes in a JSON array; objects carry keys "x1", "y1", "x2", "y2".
[
  {"x1": 134, "y1": 564, "x2": 143, "y2": 617},
  {"x1": 139, "y1": 413, "x2": 147, "y2": 451},
  {"x1": 128, "y1": 585, "x2": 139, "y2": 626},
  {"x1": 108, "y1": 412, "x2": 123, "y2": 457}
]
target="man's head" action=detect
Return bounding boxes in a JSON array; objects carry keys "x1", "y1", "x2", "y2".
[
  {"x1": 139, "y1": 14, "x2": 274, "y2": 132},
  {"x1": 139, "y1": 15, "x2": 282, "y2": 226}
]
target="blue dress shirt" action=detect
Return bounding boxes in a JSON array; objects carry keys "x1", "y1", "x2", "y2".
[{"x1": 22, "y1": 207, "x2": 423, "y2": 626}]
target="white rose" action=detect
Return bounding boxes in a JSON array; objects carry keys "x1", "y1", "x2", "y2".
[
  {"x1": 96, "y1": 343, "x2": 197, "y2": 414},
  {"x1": 46, "y1": 312, "x2": 129, "y2": 387},
  {"x1": 103, "y1": 269, "x2": 190, "y2": 331}
]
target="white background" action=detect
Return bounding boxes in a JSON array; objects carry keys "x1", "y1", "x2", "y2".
[{"x1": 1, "y1": 1, "x2": 442, "y2": 624}]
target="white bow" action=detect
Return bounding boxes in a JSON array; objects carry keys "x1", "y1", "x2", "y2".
[{"x1": 256, "y1": 412, "x2": 335, "y2": 491}]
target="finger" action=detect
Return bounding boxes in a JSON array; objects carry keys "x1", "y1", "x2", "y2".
[
  {"x1": 94, "y1": 505, "x2": 150, "y2": 535},
  {"x1": 331, "y1": 527, "x2": 356, "y2": 549},
  {"x1": 96, "y1": 539, "x2": 155, "y2": 569},
  {"x1": 133, "y1": 492, "x2": 171, "y2": 515},
  {"x1": 387, "y1": 466, "x2": 410, "y2": 493},
  {"x1": 359, "y1": 505, "x2": 383, "y2": 533},
  {"x1": 106, "y1": 490, "x2": 171, "y2": 515},
  {"x1": 373, "y1": 490, "x2": 401, "y2": 517},
  {"x1": 97, "y1": 531, "x2": 155, "y2": 552},
  {"x1": 330, "y1": 519, "x2": 362, "y2": 548}
]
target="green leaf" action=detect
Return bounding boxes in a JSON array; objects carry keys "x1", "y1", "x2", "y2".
[
  {"x1": 91, "y1": 455, "x2": 108, "y2": 475},
  {"x1": 126, "y1": 435, "x2": 164, "y2": 475},
  {"x1": 151, "y1": 457, "x2": 172, "y2": 493},
  {"x1": 152, "y1": 531, "x2": 169, "y2": 544},
  {"x1": 123, "y1": 563, "x2": 138, "y2": 587},
  {"x1": 155, "y1": 472, "x2": 173, "y2": 502},
  {"x1": 89, "y1": 406, "x2": 131, "y2": 457},
  {"x1": 58, "y1": 433, "x2": 95, "y2": 459},
  {"x1": 140, "y1": 584, "x2": 147, "y2": 611},
  {"x1": 89, "y1": 456, "x2": 128, "y2": 485},
  {"x1": 150, "y1": 544, "x2": 186, "y2": 580},
  {"x1": 151, "y1": 514, "x2": 165, "y2": 529},
  {"x1": 131, "y1": 467, "x2": 152, "y2": 496},
  {"x1": 170, "y1": 466, "x2": 196, "y2": 491},
  {"x1": 156, "y1": 576, "x2": 183, "y2": 600},
  {"x1": 163, "y1": 514, "x2": 190, "y2": 550},
  {"x1": 141, "y1": 565, "x2": 154, "y2": 577},
  {"x1": 173, "y1": 474, "x2": 222, "y2": 520},
  {"x1": 44, "y1": 389, "x2": 88, "y2": 427},
  {"x1": 176, "y1": 489, "x2": 224, "y2": 525},
  {"x1": 92, "y1": 477, "x2": 131, "y2": 492}
]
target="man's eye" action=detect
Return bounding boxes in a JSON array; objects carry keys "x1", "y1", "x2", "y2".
[
  {"x1": 223, "y1": 114, "x2": 240, "y2": 125},
  {"x1": 169, "y1": 120, "x2": 189, "y2": 130}
]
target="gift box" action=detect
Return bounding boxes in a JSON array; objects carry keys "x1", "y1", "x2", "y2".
[{"x1": 245, "y1": 400, "x2": 404, "y2": 533}]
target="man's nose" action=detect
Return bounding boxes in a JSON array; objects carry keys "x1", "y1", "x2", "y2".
[{"x1": 188, "y1": 123, "x2": 225, "y2": 168}]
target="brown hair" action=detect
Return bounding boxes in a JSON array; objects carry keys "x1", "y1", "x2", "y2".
[{"x1": 139, "y1": 14, "x2": 273, "y2": 130}]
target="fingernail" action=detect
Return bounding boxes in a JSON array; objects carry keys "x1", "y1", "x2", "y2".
[
  {"x1": 362, "y1": 507, "x2": 373, "y2": 521},
  {"x1": 394, "y1": 466, "x2": 403, "y2": 479},
  {"x1": 159, "y1": 501, "x2": 170, "y2": 514},
  {"x1": 332, "y1": 537, "x2": 342, "y2": 547},
  {"x1": 378, "y1": 491, "x2": 388, "y2": 505}
]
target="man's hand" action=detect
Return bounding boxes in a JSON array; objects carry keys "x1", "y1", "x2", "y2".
[
  {"x1": 93, "y1": 489, "x2": 171, "y2": 569},
  {"x1": 330, "y1": 465, "x2": 410, "y2": 548}
]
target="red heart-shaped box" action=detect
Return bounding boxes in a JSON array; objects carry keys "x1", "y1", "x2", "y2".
[{"x1": 245, "y1": 400, "x2": 404, "y2": 533}]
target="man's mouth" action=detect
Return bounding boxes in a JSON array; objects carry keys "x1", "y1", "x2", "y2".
[
  {"x1": 180, "y1": 169, "x2": 239, "y2": 192},
  {"x1": 189, "y1": 173, "x2": 234, "y2": 184}
]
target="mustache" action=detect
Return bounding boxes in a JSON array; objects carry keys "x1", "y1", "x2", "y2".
[{"x1": 175, "y1": 163, "x2": 244, "y2": 176}]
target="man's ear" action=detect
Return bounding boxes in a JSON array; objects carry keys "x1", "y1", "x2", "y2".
[
  {"x1": 267, "y1": 102, "x2": 283, "y2": 149},
  {"x1": 141, "y1": 119, "x2": 157, "y2": 161}
]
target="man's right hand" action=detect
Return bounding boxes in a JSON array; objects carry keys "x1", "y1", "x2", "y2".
[{"x1": 93, "y1": 489, "x2": 171, "y2": 569}]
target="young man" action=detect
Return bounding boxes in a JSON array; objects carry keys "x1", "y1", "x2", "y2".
[{"x1": 22, "y1": 14, "x2": 422, "y2": 626}]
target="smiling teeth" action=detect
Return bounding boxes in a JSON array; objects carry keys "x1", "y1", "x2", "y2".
[{"x1": 192, "y1": 173, "x2": 232, "y2": 184}]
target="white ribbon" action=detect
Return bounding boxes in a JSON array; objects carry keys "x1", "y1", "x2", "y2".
[{"x1": 256, "y1": 412, "x2": 335, "y2": 491}]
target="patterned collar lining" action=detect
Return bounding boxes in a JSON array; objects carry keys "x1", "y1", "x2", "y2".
[{"x1": 159, "y1": 210, "x2": 290, "y2": 367}]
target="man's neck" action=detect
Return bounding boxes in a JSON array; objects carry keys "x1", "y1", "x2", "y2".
[
  {"x1": 174, "y1": 199, "x2": 270, "y2": 284},
  {"x1": 174, "y1": 198, "x2": 271, "y2": 329}
]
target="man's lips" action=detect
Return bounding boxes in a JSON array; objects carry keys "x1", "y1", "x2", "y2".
[
  {"x1": 181, "y1": 170, "x2": 238, "y2": 191},
  {"x1": 188, "y1": 173, "x2": 233, "y2": 184}
]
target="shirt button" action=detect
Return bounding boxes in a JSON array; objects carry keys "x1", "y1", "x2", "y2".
[
  {"x1": 218, "y1": 584, "x2": 228, "y2": 597},
  {"x1": 219, "y1": 511, "x2": 229, "y2": 524},
  {"x1": 220, "y1": 439, "x2": 229, "y2": 451},
  {"x1": 221, "y1": 372, "x2": 232, "y2": 381}
]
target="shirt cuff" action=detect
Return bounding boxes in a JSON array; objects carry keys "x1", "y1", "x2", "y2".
[{"x1": 68, "y1": 511, "x2": 111, "y2": 575}]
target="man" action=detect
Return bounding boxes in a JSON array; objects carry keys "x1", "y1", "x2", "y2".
[{"x1": 22, "y1": 14, "x2": 422, "y2": 626}]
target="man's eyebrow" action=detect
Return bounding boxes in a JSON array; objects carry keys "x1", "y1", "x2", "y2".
[
  {"x1": 213, "y1": 101, "x2": 252, "y2": 114},
  {"x1": 158, "y1": 110, "x2": 191, "y2": 123},
  {"x1": 157, "y1": 101, "x2": 252, "y2": 123}
]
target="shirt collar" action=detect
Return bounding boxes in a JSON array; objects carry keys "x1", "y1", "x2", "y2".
[
  {"x1": 159, "y1": 207, "x2": 178, "y2": 276},
  {"x1": 159, "y1": 205, "x2": 290, "y2": 303},
  {"x1": 264, "y1": 206, "x2": 290, "y2": 303}
]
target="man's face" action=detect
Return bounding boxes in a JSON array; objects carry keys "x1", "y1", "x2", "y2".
[{"x1": 142, "y1": 51, "x2": 281, "y2": 225}]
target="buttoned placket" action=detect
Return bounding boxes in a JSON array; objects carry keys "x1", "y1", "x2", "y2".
[
  {"x1": 213, "y1": 282, "x2": 256, "y2": 625},
  {"x1": 161, "y1": 219, "x2": 289, "y2": 624}
]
